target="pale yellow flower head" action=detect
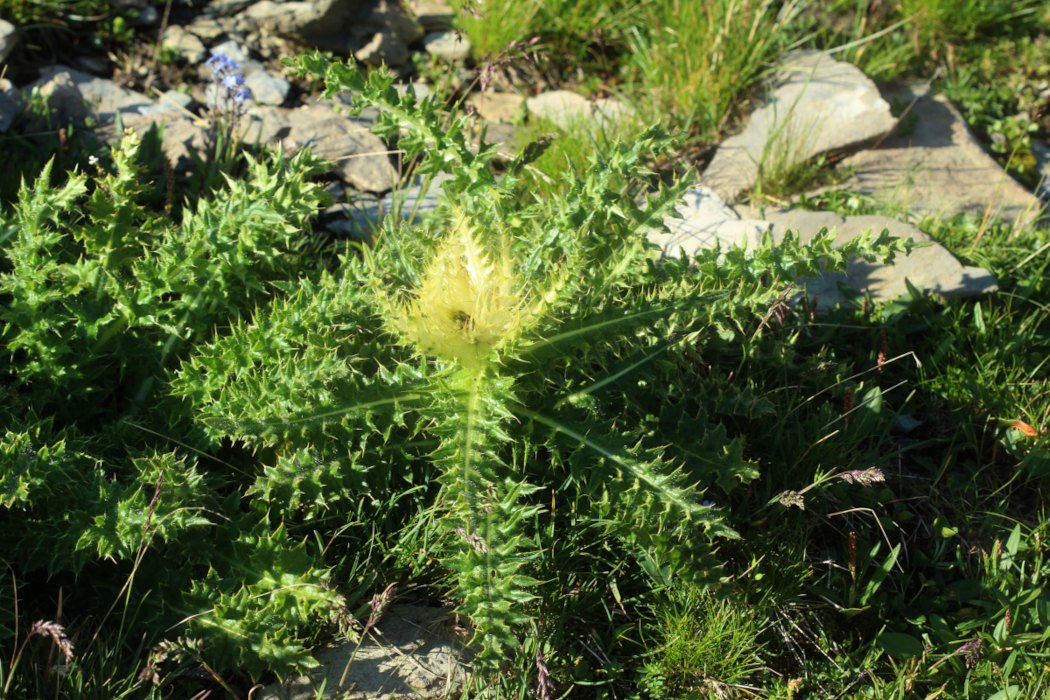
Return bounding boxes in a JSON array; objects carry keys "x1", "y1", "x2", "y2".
[{"x1": 394, "y1": 214, "x2": 525, "y2": 369}]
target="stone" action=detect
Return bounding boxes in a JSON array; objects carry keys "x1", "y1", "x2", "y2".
[
  {"x1": 241, "y1": 103, "x2": 398, "y2": 193},
  {"x1": 208, "y1": 0, "x2": 254, "y2": 16},
  {"x1": 526, "y1": 90, "x2": 592, "y2": 129},
  {"x1": 152, "y1": 89, "x2": 195, "y2": 114},
  {"x1": 423, "y1": 31, "x2": 471, "y2": 61},
  {"x1": 703, "y1": 50, "x2": 897, "y2": 202},
  {"x1": 130, "y1": 4, "x2": 160, "y2": 27},
  {"x1": 25, "y1": 66, "x2": 156, "y2": 126},
  {"x1": 653, "y1": 186, "x2": 772, "y2": 257},
  {"x1": 737, "y1": 204, "x2": 999, "y2": 309},
  {"x1": 327, "y1": 172, "x2": 451, "y2": 240},
  {"x1": 410, "y1": 0, "x2": 455, "y2": 31},
  {"x1": 592, "y1": 98, "x2": 633, "y2": 128},
  {"x1": 1034, "y1": 141, "x2": 1050, "y2": 201},
  {"x1": 652, "y1": 188, "x2": 997, "y2": 310},
  {"x1": 0, "y1": 79, "x2": 22, "y2": 133},
  {"x1": 161, "y1": 25, "x2": 208, "y2": 63},
  {"x1": 0, "y1": 19, "x2": 17, "y2": 65},
  {"x1": 185, "y1": 16, "x2": 230, "y2": 42},
  {"x1": 355, "y1": 30, "x2": 410, "y2": 67},
  {"x1": 107, "y1": 113, "x2": 213, "y2": 174},
  {"x1": 825, "y1": 84, "x2": 1044, "y2": 228},
  {"x1": 208, "y1": 40, "x2": 289, "y2": 105},
  {"x1": 257, "y1": 606, "x2": 469, "y2": 700},
  {"x1": 466, "y1": 91, "x2": 524, "y2": 123}
]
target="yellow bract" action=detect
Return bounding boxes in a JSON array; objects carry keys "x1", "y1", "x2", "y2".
[{"x1": 395, "y1": 215, "x2": 524, "y2": 368}]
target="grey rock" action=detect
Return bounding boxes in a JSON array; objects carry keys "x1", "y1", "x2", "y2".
[
  {"x1": 0, "y1": 79, "x2": 22, "y2": 132},
  {"x1": 241, "y1": 103, "x2": 397, "y2": 193},
  {"x1": 423, "y1": 31, "x2": 471, "y2": 61},
  {"x1": 185, "y1": 16, "x2": 230, "y2": 42},
  {"x1": 526, "y1": 90, "x2": 592, "y2": 129},
  {"x1": 108, "y1": 113, "x2": 213, "y2": 174},
  {"x1": 209, "y1": 39, "x2": 289, "y2": 105},
  {"x1": 1028, "y1": 140, "x2": 1049, "y2": 201},
  {"x1": 25, "y1": 66, "x2": 157, "y2": 126},
  {"x1": 738, "y1": 204, "x2": 999, "y2": 308},
  {"x1": 327, "y1": 172, "x2": 451, "y2": 241},
  {"x1": 704, "y1": 50, "x2": 897, "y2": 202},
  {"x1": 130, "y1": 4, "x2": 160, "y2": 27},
  {"x1": 161, "y1": 25, "x2": 208, "y2": 63},
  {"x1": 410, "y1": 0, "x2": 455, "y2": 31},
  {"x1": 827, "y1": 85, "x2": 1044, "y2": 227},
  {"x1": 0, "y1": 19, "x2": 17, "y2": 65},
  {"x1": 362, "y1": 0, "x2": 425, "y2": 45},
  {"x1": 653, "y1": 187, "x2": 997, "y2": 309},
  {"x1": 653, "y1": 186, "x2": 772, "y2": 256},
  {"x1": 208, "y1": 0, "x2": 255, "y2": 16},
  {"x1": 467, "y1": 91, "x2": 524, "y2": 123},
  {"x1": 257, "y1": 605, "x2": 470, "y2": 700},
  {"x1": 355, "y1": 30, "x2": 410, "y2": 67}
]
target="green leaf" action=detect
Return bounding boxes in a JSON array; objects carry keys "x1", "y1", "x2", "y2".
[{"x1": 877, "y1": 631, "x2": 924, "y2": 659}]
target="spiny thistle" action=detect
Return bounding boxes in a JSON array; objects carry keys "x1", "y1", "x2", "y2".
[{"x1": 390, "y1": 213, "x2": 527, "y2": 369}]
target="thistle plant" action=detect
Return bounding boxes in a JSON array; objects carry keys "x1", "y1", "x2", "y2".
[{"x1": 172, "y1": 52, "x2": 912, "y2": 680}]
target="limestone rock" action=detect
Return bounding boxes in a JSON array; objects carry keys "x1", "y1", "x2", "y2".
[
  {"x1": 653, "y1": 188, "x2": 997, "y2": 310},
  {"x1": 0, "y1": 79, "x2": 21, "y2": 133},
  {"x1": 653, "y1": 186, "x2": 771, "y2": 256},
  {"x1": 703, "y1": 50, "x2": 897, "y2": 202},
  {"x1": 423, "y1": 31, "x2": 471, "y2": 61},
  {"x1": 241, "y1": 104, "x2": 397, "y2": 193},
  {"x1": 355, "y1": 30, "x2": 410, "y2": 67},
  {"x1": 0, "y1": 19, "x2": 18, "y2": 65},
  {"x1": 738, "y1": 205, "x2": 999, "y2": 308},
  {"x1": 410, "y1": 0, "x2": 455, "y2": 31},
  {"x1": 827, "y1": 85, "x2": 1044, "y2": 227},
  {"x1": 467, "y1": 91, "x2": 524, "y2": 123},
  {"x1": 1034, "y1": 141, "x2": 1050, "y2": 201},
  {"x1": 526, "y1": 90, "x2": 592, "y2": 129},
  {"x1": 161, "y1": 25, "x2": 207, "y2": 63},
  {"x1": 25, "y1": 66, "x2": 158, "y2": 126},
  {"x1": 257, "y1": 605, "x2": 469, "y2": 700}
]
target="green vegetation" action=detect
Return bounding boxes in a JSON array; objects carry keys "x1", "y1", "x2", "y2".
[{"x1": 0, "y1": 1, "x2": 1048, "y2": 698}]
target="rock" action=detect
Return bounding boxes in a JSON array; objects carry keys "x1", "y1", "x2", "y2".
[
  {"x1": 653, "y1": 188, "x2": 997, "y2": 309},
  {"x1": 327, "y1": 172, "x2": 451, "y2": 240},
  {"x1": 592, "y1": 98, "x2": 633, "y2": 128},
  {"x1": 0, "y1": 79, "x2": 22, "y2": 132},
  {"x1": 410, "y1": 0, "x2": 455, "y2": 31},
  {"x1": 208, "y1": 40, "x2": 289, "y2": 105},
  {"x1": 108, "y1": 113, "x2": 213, "y2": 174},
  {"x1": 241, "y1": 104, "x2": 397, "y2": 193},
  {"x1": 737, "y1": 204, "x2": 999, "y2": 308},
  {"x1": 257, "y1": 605, "x2": 469, "y2": 700},
  {"x1": 1034, "y1": 141, "x2": 1050, "y2": 201},
  {"x1": 153, "y1": 89, "x2": 195, "y2": 114},
  {"x1": 207, "y1": 0, "x2": 254, "y2": 16},
  {"x1": 355, "y1": 30, "x2": 410, "y2": 67},
  {"x1": 130, "y1": 4, "x2": 160, "y2": 27},
  {"x1": 161, "y1": 25, "x2": 208, "y2": 63},
  {"x1": 0, "y1": 19, "x2": 17, "y2": 65},
  {"x1": 654, "y1": 186, "x2": 772, "y2": 256},
  {"x1": 423, "y1": 31, "x2": 471, "y2": 61},
  {"x1": 526, "y1": 90, "x2": 592, "y2": 129},
  {"x1": 467, "y1": 91, "x2": 524, "y2": 123},
  {"x1": 820, "y1": 84, "x2": 1044, "y2": 227},
  {"x1": 703, "y1": 50, "x2": 897, "y2": 202},
  {"x1": 361, "y1": 0, "x2": 425, "y2": 46},
  {"x1": 185, "y1": 15, "x2": 230, "y2": 42},
  {"x1": 25, "y1": 66, "x2": 157, "y2": 126}
]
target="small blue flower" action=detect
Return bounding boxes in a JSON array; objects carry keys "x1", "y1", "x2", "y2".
[
  {"x1": 223, "y1": 73, "x2": 245, "y2": 89},
  {"x1": 233, "y1": 87, "x2": 252, "y2": 103},
  {"x1": 206, "y1": 52, "x2": 238, "y2": 76}
]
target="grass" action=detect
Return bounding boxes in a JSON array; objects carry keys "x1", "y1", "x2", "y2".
[{"x1": 2, "y1": 1, "x2": 1050, "y2": 697}]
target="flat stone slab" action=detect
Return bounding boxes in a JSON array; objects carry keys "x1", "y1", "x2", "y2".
[
  {"x1": 703, "y1": 50, "x2": 896, "y2": 202},
  {"x1": 26, "y1": 66, "x2": 164, "y2": 125},
  {"x1": 654, "y1": 188, "x2": 997, "y2": 310},
  {"x1": 739, "y1": 205, "x2": 999, "y2": 309},
  {"x1": 241, "y1": 104, "x2": 397, "y2": 193},
  {"x1": 258, "y1": 605, "x2": 469, "y2": 700},
  {"x1": 827, "y1": 86, "x2": 1044, "y2": 227}
]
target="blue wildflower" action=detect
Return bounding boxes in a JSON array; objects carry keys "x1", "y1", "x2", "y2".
[
  {"x1": 233, "y1": 87, "x2": 252, "y2": 103},
  {"x1": 222, "y1": 73, "x2": 245, "y2": 89},
  {"x1": 206, "y1": 53, "x2": 238, "y2": 77}
]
